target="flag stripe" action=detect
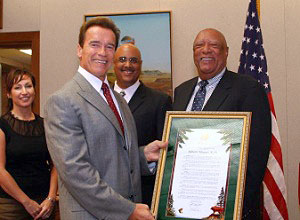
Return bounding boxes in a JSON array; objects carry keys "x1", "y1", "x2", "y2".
[
  {"x1": 264, "y1": 169, "x2": 288, "y2": 219},
  {"x1": 238, "y1": 1, "x2": 289, "y2": 219},
  {"x1": 269, "y1": 134, "x2": 283, "y2": 171},
  {"x1": 263, "y1": 182, "x2": 283, "y2": 220},
  {"x1": 269, "y1": 103, "x2": 280, "y2": 143},
  {"x1": 268, "y1": 93, "x2": 277, "y2": 118},
  {"x1": 263, "y1": 207, "x2": 270, "y2": 220},
  {"x1": 266, "y1": 153, "x2": 287, "y2": 199}
]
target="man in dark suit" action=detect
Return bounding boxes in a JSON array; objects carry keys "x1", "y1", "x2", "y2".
[
  {"x1": 173, "y1": 28, "x2": 271, "y2": 219},
  {"x1": 113, "y1": 44, "x2": 172, "y2": 206},
  {"x1": 44, "y1": 17, "x2": 167, "y2": 220}
]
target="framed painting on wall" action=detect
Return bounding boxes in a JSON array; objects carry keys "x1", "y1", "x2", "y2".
[
  {"x1": 85, "y1": 11, "x2": 172, "y2": 96},
  {"x1": 152, "y1": 111, "x2": 251, "y2": 220}
]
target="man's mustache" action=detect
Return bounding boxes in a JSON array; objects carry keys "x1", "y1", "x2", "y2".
[{"x1": 121, "y1": 67, "x2": 135, "y2": 72}]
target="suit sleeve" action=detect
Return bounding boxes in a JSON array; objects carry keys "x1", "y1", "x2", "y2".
[
  {"x1": 138, "y1": 146, "x2": 153, "y2": 176},
  {"x1": 241, "y1": 82, "x2": 271, "y2": 213},
  {"x1": 173, "y1": 86, "x2": 182, "y2": 110},
  {"x1": 156, "y1": 95, "x2": 172, "y2": 140},
  {"x1": 44, "y1": 94, "x2": 135, "y2": 219},
  {"x1": 173, "y1": 78, "x2": 197, "y2": 111}
]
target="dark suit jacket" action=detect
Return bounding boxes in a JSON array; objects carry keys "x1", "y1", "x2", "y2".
[
  {"x1": 128, "y1": 82, "x2": 172, "y2": 206},
  {"x1": 173, "y1": 69, "x2": 271, "y2": 219}
]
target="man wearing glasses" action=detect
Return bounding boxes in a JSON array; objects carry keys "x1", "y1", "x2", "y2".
[{"x1": 113, "y1": 44, "x2": 172, "y2": 206}]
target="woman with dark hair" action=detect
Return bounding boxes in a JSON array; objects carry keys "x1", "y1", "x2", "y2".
[{"x1": 0, "y1": 69, "x2": 58, "y2": 219}]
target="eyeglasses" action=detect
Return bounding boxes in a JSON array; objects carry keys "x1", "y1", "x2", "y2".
[{"x1": 118, "y1": 56, "x2": 139, "y2": 64}]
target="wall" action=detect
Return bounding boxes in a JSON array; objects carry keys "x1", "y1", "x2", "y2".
[
  {"x1": 2, "y1": 0, "x2": 40, "y2": 32},
  {"x1": 284, "y1": 0, "x2": 300, "y2": 218},
  {"x1": 1, "y1": 0, "x2": 299, "y2": 219}
]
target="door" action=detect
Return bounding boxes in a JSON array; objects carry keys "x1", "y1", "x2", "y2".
[{"x1": 0, "y1": 31, "x2": 40, "y2": 114}]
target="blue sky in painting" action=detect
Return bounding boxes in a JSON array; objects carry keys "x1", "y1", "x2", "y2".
[{"x1": 87, "y1": 13, "x2": 171, "y2": 73}]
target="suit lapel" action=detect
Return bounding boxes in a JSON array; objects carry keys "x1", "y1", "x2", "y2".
[
  {"x1": 114, "y1": 91, "x2": 133, "y2": 147},
  {"x1": 73, "y1": 73, "x2": 124, "y2": 136},
  {"x1": 179, "y1": 77, "x2": 198, "y2": 110},
  {"x1": 128, "y1": 83, "x2": 146, "y2": 113},
  {"x1": 203, "y1": 70, "x2": 232, "y2": 111}
]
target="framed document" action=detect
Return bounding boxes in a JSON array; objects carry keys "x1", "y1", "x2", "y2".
[{"x1": 151, "y1": 111, "x2": 251, "y2": 220}]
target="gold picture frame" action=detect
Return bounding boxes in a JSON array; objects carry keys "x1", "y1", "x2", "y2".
[{"x1": 151, "y1": 111, "x2": 251, "y2": 220}]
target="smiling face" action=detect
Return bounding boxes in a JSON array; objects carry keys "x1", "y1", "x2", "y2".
[
  {"x1": 8, "y1": 75, "x2": 35, "y2": 110},
  {"x1": 77, "y1": 26, "x2": 116, "y2": 81},
  {"x1": 114, "y1": 44, "x2": 142, "y2": 89},
  {"x1": 193, "y1": 29, "x2": 229, "y2": 80}
]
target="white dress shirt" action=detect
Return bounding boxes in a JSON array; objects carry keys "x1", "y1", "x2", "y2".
[
  {"x1": 186, "y1": 67, "x2": 226, "y2": 111},
  {"x1": 114, "y1": 80, "x2": 140, "y2": 103},
  {"x1": 78, "y1": 66, "x2": 123, "y2": 118},
  {"x1": 114, "y1": 79, "x2": 156, "y2": 171}
]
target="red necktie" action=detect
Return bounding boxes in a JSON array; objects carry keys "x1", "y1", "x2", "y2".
[{"x1": 101, "y1": 83, "x2": 124, "y2": 135}]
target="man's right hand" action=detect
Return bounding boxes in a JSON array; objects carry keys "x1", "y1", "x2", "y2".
[{"x1": 128, "y1": 204, "x2": 154, "y2": 220}]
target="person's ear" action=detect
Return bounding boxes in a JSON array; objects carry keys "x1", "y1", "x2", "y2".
[
  {"x1": 77, "y1": 44, "x2": 83, "y2": 59},
  {"x1": 226, "y1": 46, "x2": 229, "y2": 57}
]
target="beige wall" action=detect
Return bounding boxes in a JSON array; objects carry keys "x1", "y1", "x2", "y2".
[
  {"x1": 284, "y1": 0, "x2": 300, "y2": 218},
  {"x1": 2, "y1": 0, "x2": 40, "y2": 32},
  {"x1": 1, "y1": 0, "x2": 299, "y2": 219}
]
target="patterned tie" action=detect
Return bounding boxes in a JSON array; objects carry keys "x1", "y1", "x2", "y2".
[
  {"x1": 119, "y1": 91, "x2": 126, "y2": 97},
  {"x1": 191, "y1": 80, "x2": 208, "y2": 111},
  {"x1": 101, "y1": 83, "x2": 124, "y2": 134}
]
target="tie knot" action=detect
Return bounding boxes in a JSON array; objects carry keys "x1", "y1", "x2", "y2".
[
  {"x1": 101, "y1": 82, "x2": 109, "y2": 92},
  {"x1": 199, "y1": 80, "x2": 208, "y2": 91},
  {"x1": 119, "y1": 91, "x2": 126, "y2": 97}
]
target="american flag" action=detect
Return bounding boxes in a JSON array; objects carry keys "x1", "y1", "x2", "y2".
[{"x1": 238, "y1": 0, "x2": 289, "y2": 219}]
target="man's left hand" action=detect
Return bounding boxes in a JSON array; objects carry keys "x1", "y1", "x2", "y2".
[{"x1": 144, "y1": 140, "x2": 168, "y2": 162}]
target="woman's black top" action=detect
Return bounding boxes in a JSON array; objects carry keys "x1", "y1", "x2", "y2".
[{"x1": 0, "y1": 111, "x2": 51, "y2": 200}]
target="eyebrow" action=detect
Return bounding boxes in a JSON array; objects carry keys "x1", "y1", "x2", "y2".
[
  {"x1": 107, "y1": 42, "x2": 116, "y2": 47},
  {"x1": 119, "y1": 56, "x2": 138, "y2": 58},
  {"x1": 89, "y1": 40, "x2": 100, "y2": 44},
  {"x1": 193, "y1": 40, "x2": 222, "y2": 47},
  {"x1": 89, "y1": 41, "x2": 115, "y2": 47}
]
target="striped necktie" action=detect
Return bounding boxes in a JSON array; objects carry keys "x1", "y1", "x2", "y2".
[{"x1": 191, "y1": 80, "x2": 208, "y2": 111}]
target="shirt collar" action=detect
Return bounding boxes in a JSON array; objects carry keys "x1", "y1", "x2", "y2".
[
  {"x1": 197, "y1": 67, "x2": 226, "y2": 86},
  {"x1": 78, "y1": 66, "x2": 110, "y2": 92},
  {"x1": 114, "y1": 80, "x2": 141, "y2": 103}
]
